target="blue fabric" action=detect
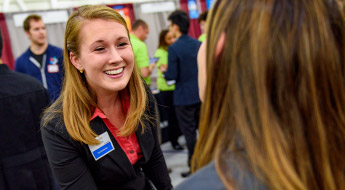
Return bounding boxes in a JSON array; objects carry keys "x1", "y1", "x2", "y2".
[
  {"x1": 15, "y1": 44, "x2": 63, "y2": 102},
  {"x1": 175, "y1": 162, "x2": 226, "y2": 190},
  {"x1": 164, "y1": 35, "x2": 201, "y2": 106},
  {"x1": 175, "y1": 155, "x2": 267, "y2": 190}
]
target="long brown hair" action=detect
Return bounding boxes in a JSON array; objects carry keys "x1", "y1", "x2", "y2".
[
  {"x1": 157, "y1": 29, "x2": 170, "y2": 51},
  {"x1": 336, "y1": 0, "x2": 345, "y2": 16},
  {"x1": 43, "y1": 5, "x2": 147, "y2": 145},
  {"x1": 192, "y1": 0, "x2": 345, "y2": 189}
]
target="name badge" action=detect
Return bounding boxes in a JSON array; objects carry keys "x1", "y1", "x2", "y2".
[
  {"x1": 47, "y1": 64, "x2": 59, "y2": 73},
  {"x1": 88, "y1": 132, "x2": 115, "y2": 161}
]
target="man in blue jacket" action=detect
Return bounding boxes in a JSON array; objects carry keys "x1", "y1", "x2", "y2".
[
  {"x1": 15, "y1": 14, "x2": 63, "y2": 102},
  {"x1": 164, "y1": 10, "x2": 202, "y2": 177}
]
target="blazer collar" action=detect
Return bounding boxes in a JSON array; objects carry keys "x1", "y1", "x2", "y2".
[{"x1": 89, "y1": 117, "x2": 154, "y2": 176}]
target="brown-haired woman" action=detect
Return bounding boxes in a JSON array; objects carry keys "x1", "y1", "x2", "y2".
[
  {"x1": 176, "y1": 0, "x2": 345, "y2": 189},
  {"x1": 41, "y1": 5, "x2": 172, "y2": 190},
  {"x1": 154, "y1": 29, "x2": 184, "y2": 150}
]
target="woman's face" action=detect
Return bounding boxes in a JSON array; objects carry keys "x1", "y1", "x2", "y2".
[
  {"x1": 165, "y1": 31, "x2": 175, "y2": 45},
  {"x1": 71, "y1": 19, "x2": 134, "y2": 97},
  {"x1": 197, "y1": 41, "x2": 207, "y2": 102}
]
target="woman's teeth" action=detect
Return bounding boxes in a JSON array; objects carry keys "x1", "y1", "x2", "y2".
[{"x1": 105, "y1": 68, "x2": 123, "y2": 75}]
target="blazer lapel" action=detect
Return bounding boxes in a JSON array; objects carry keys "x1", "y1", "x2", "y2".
[
  {"x1": 135, "y1": 121, "x2": 154, "y2": 162},
  {"x1": 90, "y1": 117, "x2": 136, "y2": 177}
]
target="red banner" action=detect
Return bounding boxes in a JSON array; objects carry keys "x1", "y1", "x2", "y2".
[{"x1": 0, "y1": 13, "x2": 15, "y2": 69}]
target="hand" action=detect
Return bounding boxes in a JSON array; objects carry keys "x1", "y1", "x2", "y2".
[
  {"x1": 149, "y1": 63, "x2": 156, "y2": 73},
  {"x1": 160, "y1": 65, "x2": 168, "y2": 72}
]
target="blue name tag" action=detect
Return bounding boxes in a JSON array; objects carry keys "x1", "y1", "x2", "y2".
[
  {"x1": 92, "y1": 142, "x2": 114, "y2": 160},
  {"x1": 88, "y1": 132, "x2": 115, "y2": 161}
]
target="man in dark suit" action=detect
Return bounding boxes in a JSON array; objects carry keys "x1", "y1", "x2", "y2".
[
  {"x1": 0, "y1": 28, "x2": 56, "y2": 189},
  {"x1": 164, "y1": 10, "x2": 202, "y2": 177}
]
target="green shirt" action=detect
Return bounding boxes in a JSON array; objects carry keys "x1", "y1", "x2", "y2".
[
  {"x1": 130, "y1": 34, "x2": 151, "y2": 85},
  {"x1": 198, "y1": 33, "x2": 206, "y2": 42},
  {"x1": 154, "y1": 48, "x2": 175, "y2": 91}
]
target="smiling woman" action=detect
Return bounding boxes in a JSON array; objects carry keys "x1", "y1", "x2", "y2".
[
  {"x1": 69, "y1": 19, "x2": 135, "y2": 97},
  {"x1": 41, "y1": 5, "x2": 172, "y2": 190}
]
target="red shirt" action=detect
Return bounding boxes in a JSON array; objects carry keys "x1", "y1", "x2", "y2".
[{"x1": 90, "y1": 93, "x2": 143, "y2": 165}]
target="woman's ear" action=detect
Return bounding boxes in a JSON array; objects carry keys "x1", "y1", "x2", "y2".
[
  {"x1": 215, "y1": 32, "x2": 226, "y2": 58},
  {"x1": 69, "y1": 52, "x2": 83, "y2": 71}
]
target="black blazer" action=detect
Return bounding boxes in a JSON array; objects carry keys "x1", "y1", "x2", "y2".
[
  {"x1": 0, "y1": 64, "x2": 54, "y2": 190},
  {"x1": 41, "y1": 91, "x2": 172, "y2": 190}
]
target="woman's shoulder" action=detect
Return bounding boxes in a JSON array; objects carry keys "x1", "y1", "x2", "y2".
[
  {"x1": 41, "y1": 101, "x2": 66, "y2": 135},
  {"x1": 155, "y1": 48, "x2": 167, "y2": 55},
  {"x1": 224, "y1": 153, "x2": 267, "y2": 190},
  {"x1": 41, "y1": 103, "x2": 84, "y2": 148},
  {"x1": 175, "y1": 153, "x2": 267, "y2": 190},
  {"x1": 175, "y1": 162, "x2": 226, "y2": 190}
]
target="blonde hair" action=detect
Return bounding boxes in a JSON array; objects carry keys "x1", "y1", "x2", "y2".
[
  {"x1": 193, "y1": 0, "x2": 345, "y2": 189},
  {"x1": 43, "y1": 5, "x2": 147, "y2": 145}
]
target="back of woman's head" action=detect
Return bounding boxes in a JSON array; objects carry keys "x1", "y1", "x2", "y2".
[{"x1": 193, "y1": 0, "x2": 345, "y2": 189}]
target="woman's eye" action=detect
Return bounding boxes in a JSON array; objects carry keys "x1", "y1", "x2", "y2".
[
  {"x1": 118, "y1": 43, "x2": 128, "y2": 47},
  {"x1": 94, "y1": 47, "x2": 105, "y2": 51}
]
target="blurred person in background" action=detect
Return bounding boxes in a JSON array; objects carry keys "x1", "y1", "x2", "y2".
[
  {"x1": 198, "y1": 11, "x2": 208, "y2": 42},
  {"x1": 130, "y1": 19, "x2": 156, "y2": 86},
  {"x1": 0, "y1": 27, "x2": 55, "y2": 190},
  {"x1": 165, "y1": 10, "x2": 202, "y2": 177},
  {"x1": 41, "y1": 5, "x2": 172, "y2": 190},
  {"x1": 154, "y1": 29, "x2": 183, "y2": 151},
  {"x1": 177, "y1": 0, "x2": 345, "y2": 189},
  {"x1": 15, "y1": 14, "x2": 63, "y2": 102}
]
